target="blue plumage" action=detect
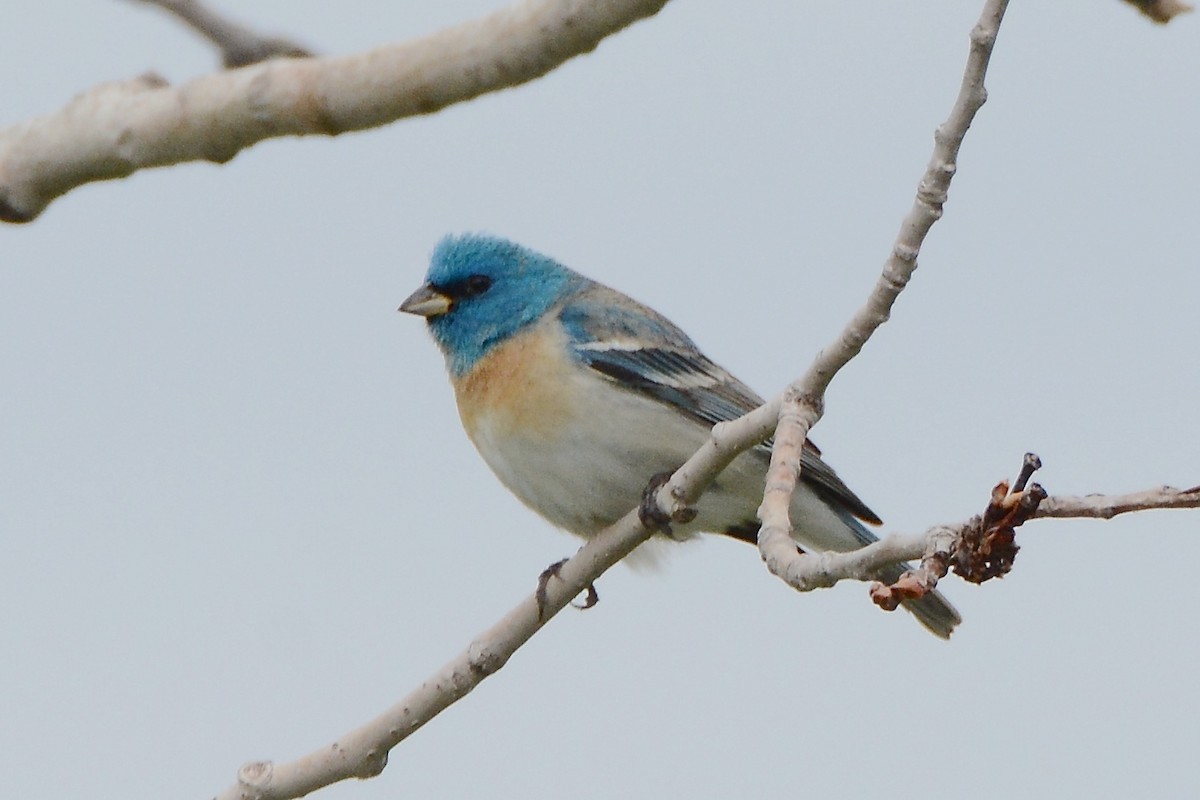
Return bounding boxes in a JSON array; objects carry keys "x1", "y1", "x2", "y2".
[
  {"x1": 422, "y1": 234, "x2": 584, "y2": 376},
  {"x1": 400, "y1": 233, "x2": 961, "y2": 638}
]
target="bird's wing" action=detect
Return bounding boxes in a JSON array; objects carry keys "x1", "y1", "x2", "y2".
[{"x1": 557, "y1": 284, "x2": 882, "y2": 525}]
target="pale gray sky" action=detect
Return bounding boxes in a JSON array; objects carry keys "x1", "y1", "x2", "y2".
[{"x1": 2, "y1": 2, "x2": 1197, "y2": 799}]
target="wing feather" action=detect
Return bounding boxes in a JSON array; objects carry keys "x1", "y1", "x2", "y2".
[{"x1": 559, "y1": 285, "x2": 881, "y2": 525}]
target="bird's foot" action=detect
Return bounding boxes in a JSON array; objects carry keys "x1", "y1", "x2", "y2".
[
  {"x1": 638, "y1": 471, "x2": 697, "y2": 539},
  {"x1": 536, "y1": 558, "x2": 599, "y2": 621}
]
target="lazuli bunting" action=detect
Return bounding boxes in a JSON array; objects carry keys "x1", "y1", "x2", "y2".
[{"x1": 400, "y1": 234, "x2": 961, "y2": 638}]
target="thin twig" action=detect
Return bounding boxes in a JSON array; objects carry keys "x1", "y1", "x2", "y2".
[
  {"x1": 129, "y1": 0, "x2": 312, "y2": 67},
  {"x1": 1036, "y1": 485, "x2": 1200, "y2": 519},
  {"x1": 213, "y1": 505, "x2": 654, "y2": 799},
  {"x1": 756, "y1": 0, "x2": 1010, "y2": 591},
  {"x1": 782, "y1": 482, "x2": 1199, "y2": 595}
]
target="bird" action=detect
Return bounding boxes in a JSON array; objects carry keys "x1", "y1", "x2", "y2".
[{"x1": 399, "y1": 233, "x2": 961, "y2": 638}]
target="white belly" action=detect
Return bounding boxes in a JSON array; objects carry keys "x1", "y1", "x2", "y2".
[{"x1": 453, "y1": 319, "x2": 874, "y2": 562}]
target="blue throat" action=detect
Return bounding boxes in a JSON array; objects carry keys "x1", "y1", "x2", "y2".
[{"x1": 424, "y1": 236, "x2": 586, "y2": 377}]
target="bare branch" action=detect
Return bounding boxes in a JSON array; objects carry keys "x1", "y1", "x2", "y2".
[
  {"x1": 756, "y1": 0, "x2": 1010, "y2": 589},
  {"x1": 209, "y1": 359, "x2": 809, "y2": 798},
  {"x1": 1036, "y1": 485, "x2": 1200, "y2": 519},
  {"x1": 780, "y1": 479, "x2": 1197, "y2": 603},
  {"x1": 128, "y1": 0, "x2": 313, "y2": 67},
  {"x1": 0, "y1": 0, "x2": 669, "y2": 223},
  {"x1": 212, "y1": 402, "x2": 1200, "y2": 798},
  {"x1": 214, "y1": 506, "x2": 655, "y2": 800}
]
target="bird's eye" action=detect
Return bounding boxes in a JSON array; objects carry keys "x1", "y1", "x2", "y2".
[{"x1": 463, "y1": 274, "x2": 492, "y2": 296}]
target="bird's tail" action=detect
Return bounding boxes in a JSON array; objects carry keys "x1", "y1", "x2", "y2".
[
  {"x1": 873, "y1": 561, "x2": 962, "y2": 639},
  {"x1": 833, "y1": 512, "x2": 962, "y2": 639},
  {"x1": 721, "y1": 514, "x2": 963, "y2": 638}
]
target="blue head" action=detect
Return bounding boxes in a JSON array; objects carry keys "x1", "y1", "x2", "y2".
[{"x1": 399, "y1": 234, "x2": 587, "y2": 376}]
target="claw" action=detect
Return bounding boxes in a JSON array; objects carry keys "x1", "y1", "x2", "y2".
[
  {"x1": 572, "y1": 583, "x2": 600, "y2": 611},
  {"x1": 536, "y1": 558, "x2": 568, "y2": 620},
  {"x1": 639, "y1": 471, "x2": 696, "y2": 538},
  {"x1": 535, "y1": 558, "x2": 599, "y2": 620}
]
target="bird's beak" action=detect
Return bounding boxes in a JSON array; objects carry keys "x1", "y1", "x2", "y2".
[{"x1": 399, "y1": 284, "x2": 452, "y2": 318}]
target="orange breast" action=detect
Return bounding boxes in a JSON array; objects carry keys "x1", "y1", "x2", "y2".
[{"x1": 454, "y1": 321, "x2": 578, "y2": 442}]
